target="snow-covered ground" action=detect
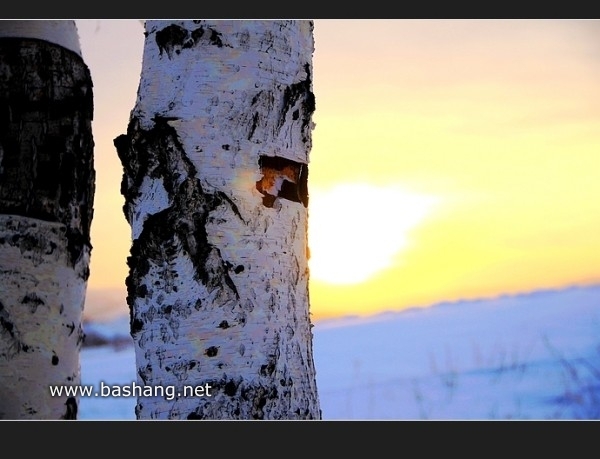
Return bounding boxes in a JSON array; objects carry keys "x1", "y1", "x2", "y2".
[{"x1": 79, "y1": 284, "x2": 600, "y2": 420}]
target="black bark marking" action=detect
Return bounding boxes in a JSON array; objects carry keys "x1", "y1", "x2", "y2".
[
  {"x1": 247, "y1": 72, "x2": 315, "y2": 148},
  {"x1": 205, "y1": 346, "x2": 219, "y2": 357},
  {"x1": 51, "y1": 354, "x2": 59, "y2": 365},
  {"x1": 248, "y1": 112, "x2": 259, "y2": 140},
  {"x1": 260, "y1": 361, "x2": 276, "y2": 377},
  {"x1": 62, "y1": 397, "x2": 78, "y2": 420},
  {"x1": 277, "y1": 63, "x2": 315, "y2": 144},
  {"x1": 156, "y1": 24, "x2": 228, "y2": 60},
  {"x1": 256, "y1": 155, "x2": 308, "y2": 208},
  {"x1": 285, "y1": 324, "x2": 295, "y2": 340},
  {"x1": 190, "y1": 25, "x2": 226, "y2": 48},
  {"x1": 178, "y1": 338, "x2": 319, "y2": 419},
  {"x1": 0, "y1": 311, "x2": 14, "y2": 336},
  {"x1": 64, "y1": 321, "x2": 75, "y2": 336},
  {"x1": 207, "y1": 28, "x2": 224, "y2": 47},
  {"x1": 0, "y1": 300, "x2": 30, "y2": 357},
  {"x1": 0, "y1": 38, "x2": 95, "y2": 268},
  {"x1": 65, "y1": 228, "x2": 88, "y2": 269},
  {"x1": 115, "y1": 117, "x2": 242, "y2": 322},
  {"x1": 218, "y1": 320, "x2": 230, "y2": 329},
  {"x1": 259, "y1": 332, "x2": 281, "y2": 379},
  {"x1": 222, "y1": 267, "x2": 240, "y2": 300},
  {"x1": 21, "y1": 294, "x2": 46, "y2": 314},
  {"x1": 156, "y1": 25, "x2": 189, "y2": 58},
  {"x1": 165, "y1": 360, "x2": 198, "y2": 381},
  {"x1": 214, "y1": 191, "x2": 244, "y2": 223},
  {"x1": 131, "y1": 318, "x2": 144, "y2": 335},
  {"x1": 136, "y1": 284, "x2": 148, "y2": 298},
  {"x1": 224, "y1": 379, "x2": 238, "y2": 396},
  {"x1": 241, "y1": 385, "x2": 278, "y2": 420},
  {"x1": 186, "y1": 378, "x2": 288, "y2": 420},
  {"x1": 76, "y1": 323, "x2": 85, "y2": 347},
  {"x1": 138, "y1": 364, "x2": 152, "y2": 385}
]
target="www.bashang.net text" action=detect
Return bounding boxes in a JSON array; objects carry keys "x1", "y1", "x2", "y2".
[{"x1": 49, "y1": 381, "x2": 213, "y2": 401}]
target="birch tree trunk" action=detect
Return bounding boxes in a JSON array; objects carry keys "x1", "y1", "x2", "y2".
[
  {"x1": 0, "y1": 21, "x2": 94, "y2": 419},
  {"x1": 114, "y1": 20, "x2": 320, "y2": 419}
]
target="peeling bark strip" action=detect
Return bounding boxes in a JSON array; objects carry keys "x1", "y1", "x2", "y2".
[
  {"x1": 0, "y1": 22, "x2": 94, "y2": 419},
  {"x1": 116, "y1": 20, "x2": 320, "y2": 419},
  {"x1": 256, "y1": 155, "x2": 308, "y2": 208}
]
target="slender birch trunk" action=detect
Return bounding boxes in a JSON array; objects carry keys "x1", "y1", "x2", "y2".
[
  {"x1": 0, "y1": 20, "x2": 94, "y2": 419},
  {"x1": 114, "y1": 20, "x2": 320, "y2": 419}
]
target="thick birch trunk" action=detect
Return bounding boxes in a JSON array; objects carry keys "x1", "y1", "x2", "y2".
[
  {"x1": 0, "y1": 21, "x2": 94, "y2": 419},
  {"x1": 114, "y1": 20, "x2": 320, "y2": 419}
]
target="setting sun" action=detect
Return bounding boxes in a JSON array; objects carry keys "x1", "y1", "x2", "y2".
[{"x1": 308, "y1": 183, "x2": 439, "y2": 285}]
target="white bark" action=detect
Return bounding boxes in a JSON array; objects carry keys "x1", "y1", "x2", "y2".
[
  {"x1": 0, "y1": 20, "x2": 94, "y2": 419},
  {"x1": 115, "y1": 20, "x2": 320, "y2": 419}
]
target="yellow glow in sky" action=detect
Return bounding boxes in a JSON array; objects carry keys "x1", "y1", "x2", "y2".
[{"x1": 75, "y1": 20, "x2": 600, "y2": 322}]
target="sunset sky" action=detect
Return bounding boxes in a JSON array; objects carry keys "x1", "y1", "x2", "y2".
[{"x1": 75, "y1": 19, "x2": 600, "y2": 322}]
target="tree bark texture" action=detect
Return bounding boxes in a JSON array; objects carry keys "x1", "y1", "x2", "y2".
[
  {"x1": 0, "y1": 21, "x2": 94, "y2": 419},
  {"x1": 114, "y1": 20, "x2": 320, "y2": 419}
]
